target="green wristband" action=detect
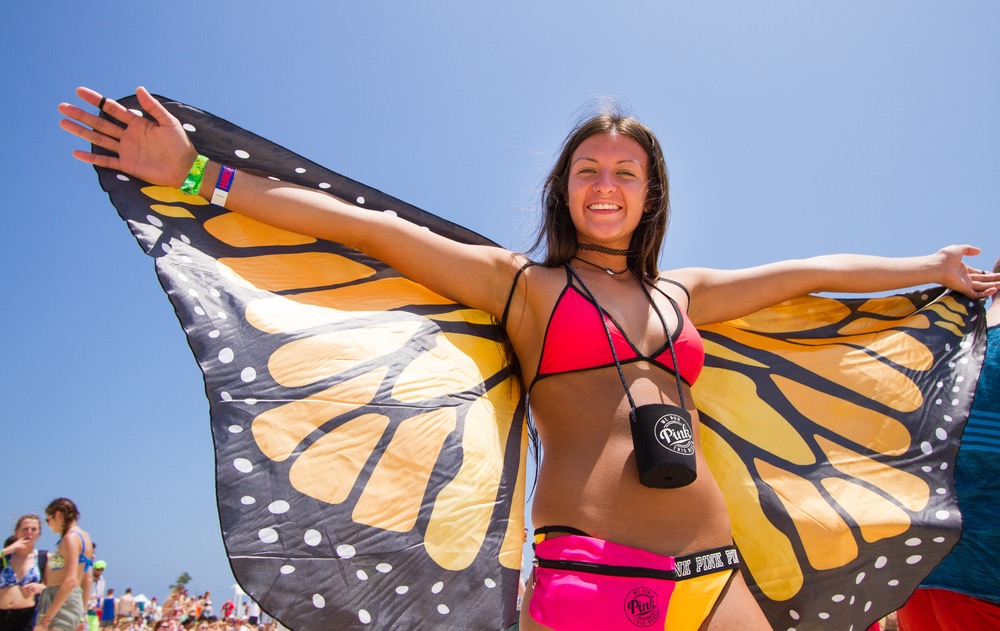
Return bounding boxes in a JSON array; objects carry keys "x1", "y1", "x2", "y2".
[{"x1": 180, "y1": 154, "x2": 209, "y2": 195}]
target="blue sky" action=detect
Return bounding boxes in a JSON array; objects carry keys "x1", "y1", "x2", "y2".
[{"x1": 3, "y1": 1, "x2": 998, "y2": 607}]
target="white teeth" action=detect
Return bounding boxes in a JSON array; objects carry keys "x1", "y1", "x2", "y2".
[{"x1": 589, "y1": 203, "x2": 620, "y2": 210}]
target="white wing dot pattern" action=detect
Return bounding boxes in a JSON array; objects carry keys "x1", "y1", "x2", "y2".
[{"x1": 93, "y1": 96, "x2": 527, "y2": 631}]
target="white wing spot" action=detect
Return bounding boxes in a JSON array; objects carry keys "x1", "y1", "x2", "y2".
[{"x1": 258, "y1": 528, "x2": 278, "y2": 544}]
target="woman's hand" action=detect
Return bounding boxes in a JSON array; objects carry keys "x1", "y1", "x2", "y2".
[
  {"x1": 935, "y1": 245, "x2": 1000, "y2": 299},
  {"x1": 58, "y1": 86, "x2": 198, "y2": 188},
  {"x1": 3, "y1": 536, "x2": 29, "y2": 555}
]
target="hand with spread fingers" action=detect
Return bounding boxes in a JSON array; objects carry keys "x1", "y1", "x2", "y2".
[
  {"x1": 58, "y1": 87, "x2": 197, "y2": 189},
  {"x1": 936, "y1": 244, "x2": 1000, "y2": 300}
]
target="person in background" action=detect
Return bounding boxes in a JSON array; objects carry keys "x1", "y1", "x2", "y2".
[
  {"x1": 244, "y1": 602, "x2": 258, "y2": 628},
  {"x1": 199, "y1": 592, "x2": 213, "y2": 622},
  {"x1": 145, "y1": 596, "x2": 161, "y2": 625},
  {"x1": 34, "y1": 498, "x2": 93, "y2": 631},
  {"x1": 87, "y1": 560, "x2": 107, "y2": 631},
  {"x1": 896, "y1": 256, "x2": 1000, "y2": 630},
  {"x1": 161, "y1": 587, "x2": 183, "y2": 624},
  {"x1": 1, "y1": 515, "x2": 47, "y2": 631},
  {"x1": 116, "y1": 588, "x2": 135, "y2": 623},
  {"x1": 99, "y1": 589, "x2": 115, "y2": 628}
]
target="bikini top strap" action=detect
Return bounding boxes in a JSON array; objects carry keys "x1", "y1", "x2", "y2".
[
  {"x1": 68, "y1": 530, "x2": 92, "y2": 566},
  {"x1": 642, "y1": 278, "x2": 687, "y2": 409},
  {"x1": 500, "y1": 260, "x2": 536, "y2": 328},
  {"x1": 658, "y1": 277, "x2": 690, "y2": 300},
  {"x1": 567, "y1": 263, "x2": 687, "y2": 410},
  {"x1": 565, "y1": 263, "x2": 639, "y2": 410}
]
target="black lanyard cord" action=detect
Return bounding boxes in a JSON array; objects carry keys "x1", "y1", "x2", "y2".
[{"x1": 565, "y1": 263, "x2": 687, "y2": 412}]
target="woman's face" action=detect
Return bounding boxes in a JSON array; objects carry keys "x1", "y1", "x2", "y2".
[
  {"x1": 566, "y1": 132, "x2": 650, "y2": 249},
  {"x1": 15, "y1": 518, "x2": 41, "y2": 543},
  {"x1": 45, "y1": 511, "x2": 63, "y2": 533}
]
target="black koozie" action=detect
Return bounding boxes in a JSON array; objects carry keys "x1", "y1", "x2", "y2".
[{"x1": 629, "y1": 403, "x2": 697, "y2": 488}]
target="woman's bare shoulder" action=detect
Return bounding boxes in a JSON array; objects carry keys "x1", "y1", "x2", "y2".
[{"x1": 652, "y1": 272, "x2": 694, "y2": 311}]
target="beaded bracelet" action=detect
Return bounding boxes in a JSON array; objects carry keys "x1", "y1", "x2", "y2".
[{"x1": 180, "y1": 154, "x2": 209, "y2": 196}]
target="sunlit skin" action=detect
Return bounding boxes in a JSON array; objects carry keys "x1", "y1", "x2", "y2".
[
  {"x1": 566, "y1": 133, "x2": 650, "y2": 250},
  {"x1": 0, "y1": 517, "x2": 45, "y2": 610},
  {"x1": 512, "y1": 135, "x2": 765, "y2": 631},
  {"x1": 57, "y1": 86, "x2": 1000, "y2": 631},
  {"x1": 35, "y1": 509, "x2": 94, "y2": 631}
]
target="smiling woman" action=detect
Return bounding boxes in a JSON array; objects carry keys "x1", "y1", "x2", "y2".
[
  {"x1": 56, "y1": 86, "x2": 1000, "y2": 631},
  {"x1": 565, "y1": 134, "x2": 651, "y2": 249}
]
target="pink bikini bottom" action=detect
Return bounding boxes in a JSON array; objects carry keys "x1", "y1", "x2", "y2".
[{"x1": 529, "y1": 527, "x2": 739, "y2": 631}]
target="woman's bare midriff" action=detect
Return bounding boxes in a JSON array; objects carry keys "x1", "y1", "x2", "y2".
[
  {"x1": 519, "y1": 369, "x2": 775, "y2": 630},
  {"x1": 527, "y1": 368, "x2": 734, "y2": 555},
  {"x1": 0, "y1": 585, "x2": 37, "y2": 610}
]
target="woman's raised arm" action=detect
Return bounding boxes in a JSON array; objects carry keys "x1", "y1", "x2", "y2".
[
  {"x1": 673, "y1": 245, "x2": 1000, "y2": 326},
  {"x1": 59, "y1": 87, "x2": 521, "y2": 318}
]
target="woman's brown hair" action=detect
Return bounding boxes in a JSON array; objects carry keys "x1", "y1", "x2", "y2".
[
  {"x1": 530, "y1": 101, "x2": 670, "y2": 278},
  {"x1": 14, "y1": 514, "x2": 41, "y2": 533},
  {"x1": 45, "y1": 498, "x2": 80, "y2": 538}
]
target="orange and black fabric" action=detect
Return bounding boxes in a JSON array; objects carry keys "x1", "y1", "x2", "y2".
[{"x1": 90, "y1": 94, "x2": 988, "y2": 631}]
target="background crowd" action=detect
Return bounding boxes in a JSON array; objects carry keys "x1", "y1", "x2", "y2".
[{"x1": 1, "y1": 508, "x2": 278, "y2": 631}]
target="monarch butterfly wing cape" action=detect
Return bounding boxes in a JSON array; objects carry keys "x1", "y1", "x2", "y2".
[
  {"x1": 695, "y1": 290, "x2": 987, "y2": 631},
  {"x1": 93, "y1": 95, "x2": 527, "y2": 631},
  {"x1": 91, "y1": 96, "x2": 987, "y2": 631}
]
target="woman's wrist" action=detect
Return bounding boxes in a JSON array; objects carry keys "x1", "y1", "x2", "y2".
[
  {"x1": 928, "y1": 249, "x2": 955, "y2": 287},
  {"x1": 199, "y1": 161, "x2": 222, "y2": 202}
]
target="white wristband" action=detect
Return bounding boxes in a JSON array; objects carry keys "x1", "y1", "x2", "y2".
[{"x1": 211, "y1": 165, "x2": 236, "y2": 207}]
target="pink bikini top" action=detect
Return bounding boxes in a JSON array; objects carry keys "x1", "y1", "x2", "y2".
[{"x1": 525, "y1": 265, "x2": 704, "y2": 392}]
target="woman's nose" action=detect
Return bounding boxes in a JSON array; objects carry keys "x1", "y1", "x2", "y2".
[{"x1": 592, "y1": 171, "x2": 616, "y2": 193}]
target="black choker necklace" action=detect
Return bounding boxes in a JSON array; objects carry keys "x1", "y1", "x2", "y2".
[
  {"x1": 578, "y1": 242, "x2": 632, "y2": 256},
  {"x1": 571, "y1": 256, "x2": 629, "y2": 276}
]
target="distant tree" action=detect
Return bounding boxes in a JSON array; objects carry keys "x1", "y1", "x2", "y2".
[{"x1": 171, "y1": 572, "x2": 192, "y2": 591}]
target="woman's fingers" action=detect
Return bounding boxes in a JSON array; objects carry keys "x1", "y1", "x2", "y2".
[
  {"x1": 60, "y1": 87, "x2": 149, "y2": 171},
  {"x1": 74, "y1": 86, "x2": 104, "y2": 108},
  {"x1": 59, "y1": 117, "x2": 120, "y2": 153},
  {"x1": 964, "y1": 269, "x2": 1000, "y2": 299},
  {"x1": 136, "y1": 86, "x2": 179, "y2": 126},
  {"x1": 973, "y1": 270, "x2": 1000, "y2": 295},
  {"x1": 70, "y1": 147, "x2": 121, "y2": 170},
  {"x1": 60, "y1": 96, "x2": 138, "y2": 139},
  {"x1": 61, "y1": 86, "x2": 198, "y2": 187},
  {"x1": 65, "y1": 87, "x2": 148, "y2": 139}
]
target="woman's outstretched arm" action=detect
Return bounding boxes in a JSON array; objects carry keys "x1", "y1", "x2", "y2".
[
  {"x1": 59, "y1": 86, "x2": 521, "y2": 318},
  {"x1": 673, "y1": 246, "x2": 1000, "y2": 326}
]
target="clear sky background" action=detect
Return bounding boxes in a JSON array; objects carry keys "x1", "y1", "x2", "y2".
[{"x1": 3, "y1": 1, "x2": 998, "y2": 609}]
